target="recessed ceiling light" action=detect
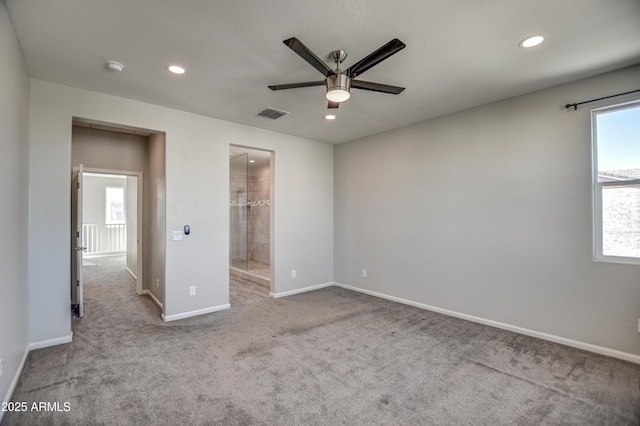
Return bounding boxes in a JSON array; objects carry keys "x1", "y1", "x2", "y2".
[
  {"x1": 166, "y1": 64, "x2": 186, "y2": 74},
  {"x1": 249, "y1": 160, "x2": 255, "y2": 163},
  {"x1": 519, "y1": 35, "x2": 545, "y2": 48},
  {"x1": 325, "y1": 114, "x2": 336, "y2": 120},
  {"x1": 106, "y1": 61, "x2": 124, "y2": 72}
]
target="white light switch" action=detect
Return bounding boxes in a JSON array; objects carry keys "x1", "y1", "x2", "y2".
[{"x1": 172, "y1": 231, "x2": 183, "y2": 241}]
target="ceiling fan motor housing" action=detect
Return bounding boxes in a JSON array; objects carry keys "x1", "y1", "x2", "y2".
[{"x1": 326, "y1": 73, "x2": 351, "y2": 102}]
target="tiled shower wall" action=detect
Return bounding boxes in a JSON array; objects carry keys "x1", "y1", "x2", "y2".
[
  {"x1": 248, "y1": 163, "x2": 270, "y2": 266},
  {"x1": 229, "y1": 167, "x2": 248, "y2": 269}
]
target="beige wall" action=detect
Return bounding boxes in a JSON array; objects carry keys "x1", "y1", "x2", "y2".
[
  {"x1": 72, "y1": 126, "x2": 147, "y2": 172},
  {"x1": 334, "y1": 64, "x2": 640, "y2": 359},
  {"x1": 147, "y1": 133, "x2": 166, "y2": 306}
]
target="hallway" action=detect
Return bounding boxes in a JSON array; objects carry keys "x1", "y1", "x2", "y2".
[{"x1": 75, "y1": 255, "x2": 161, "y2": 329}]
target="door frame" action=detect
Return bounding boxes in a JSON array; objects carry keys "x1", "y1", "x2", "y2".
[
  {"x1": 71, "y1": 164, "x2": 85, "y2": 317},
  {"x1": 72, "y1": 166, "x2": 144, "y2": 295}
]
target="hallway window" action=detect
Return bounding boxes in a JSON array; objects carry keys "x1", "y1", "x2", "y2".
[
  {"x1": 592, "y1": 100, "x2": 640, "y2": 262},
  {"x1": 105, "y1": 186, "x2": 124, "y2": 225}
]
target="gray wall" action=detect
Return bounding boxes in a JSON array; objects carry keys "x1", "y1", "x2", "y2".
[
  {"x1": 335, "y1": 64, "x2": 640, "y2": 357},
  {"x1": 0, "y1": 0, "x2": 30, "y2": 409},
  {"x1": 27, "y1": 79, "x2": 333, "y2": 341}
]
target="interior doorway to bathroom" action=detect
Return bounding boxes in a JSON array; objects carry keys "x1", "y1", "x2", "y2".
[{"x1": 229, "y1": 146, "x2": 273, "y2": 306}]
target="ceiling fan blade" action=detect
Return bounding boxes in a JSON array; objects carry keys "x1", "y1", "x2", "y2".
[
  {"x1": 283, "y1": 37, "x2": 336, "y2": 77},
  {"x1": 328, "y1": 101, "x2": 340, "y2": 109},
  {"x1": 268, "y1": 81, "x2": 325, "y2": 90},
  {"x1": 346, "y1": 39, "x2": 406, "y2": 79},
  {"x1": 351, "y1": 80, "x2": 405, "y2": 94}
]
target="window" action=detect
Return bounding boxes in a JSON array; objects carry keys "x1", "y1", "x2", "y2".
[
  {"x1": 592, "y1": 100, "x2": 640, "y2": 263},
  {"x1": 105, "y1": 186, "x2": 125, "y2": 225}
]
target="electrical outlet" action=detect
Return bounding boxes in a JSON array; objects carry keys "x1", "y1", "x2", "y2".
[
  {"x1": 189, "y1": 286, "x2": 196, "y2": 296},
  {"x1": 362, "y1": 269, "x2": 367, "y2": 278},
  {"x1": 291, "y1": 270, "x2": 296, "y2": 278},
  {"x1": 156, "y1": 278, "x2": 160, "y2": 289},
  {"x1": 0, "y1": 357, "x2": 3, "y2": 379}
]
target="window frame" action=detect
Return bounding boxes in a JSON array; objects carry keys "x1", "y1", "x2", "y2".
[
  {"x1": 105, "y1": 186, "x2": 125, "y2": 226},
  {"x1": 591, "y1": 99, "x2": 640, "y2": 264}
]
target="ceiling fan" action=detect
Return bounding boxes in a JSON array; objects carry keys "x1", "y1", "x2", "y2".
[{"x1": 268, "y1": 37, "x2": 406, "y2": 109}]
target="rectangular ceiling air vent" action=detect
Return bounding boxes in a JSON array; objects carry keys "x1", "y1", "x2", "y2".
[{"x1": 258, "y1": 107, "x2": 289, "y2": 120}]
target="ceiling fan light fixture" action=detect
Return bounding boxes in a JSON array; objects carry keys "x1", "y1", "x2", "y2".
[{"x1": 326, "y1": 74, "x2": 351, "y2": 103}]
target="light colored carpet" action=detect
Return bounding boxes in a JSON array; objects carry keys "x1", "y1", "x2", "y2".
[{"x1": 3, "y1": 257, "x2": 640, "y2": 425}]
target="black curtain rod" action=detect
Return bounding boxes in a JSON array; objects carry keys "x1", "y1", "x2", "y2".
[{"x1": 565, "y1": 89, "x2": 640, "y2": 110}]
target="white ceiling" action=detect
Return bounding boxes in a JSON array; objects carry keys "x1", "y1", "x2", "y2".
[{"x1": 6, "y1": 0, "x2": 640, "y2": 144}]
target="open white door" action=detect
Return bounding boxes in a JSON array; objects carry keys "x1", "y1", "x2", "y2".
[{"x1": 71, "y1": 165, "x2": 85, "y2": 317}]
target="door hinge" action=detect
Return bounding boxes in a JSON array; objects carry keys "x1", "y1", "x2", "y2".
[{"x1": 77, "y1": 181, "x2": 80, "y2": 189}]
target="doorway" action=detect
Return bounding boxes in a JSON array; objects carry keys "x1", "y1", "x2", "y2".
[
  {"x1": 71, "y1": 168, "x2": 142, "y2": 317},
  {"x1": 229, "y1": 146, "x2": 273, "y2": 305},
  {"x1": 70, "y1": 119, "x2": 166, "y2": 319}
]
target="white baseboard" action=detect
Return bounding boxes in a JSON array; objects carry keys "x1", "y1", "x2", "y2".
[
  {"x1": 161, "y1": 304, "x2": 230, "y2": 322},
  {"x1": 125, "y1": 267, "x2": 137, "y2": 280},
  {"x1": 0, "y1": 346, "x2": 29, "y2": 423},
  {"x1": 333, "y1": 282, "x2": 640, "y2": 365},
  {"x1": 28, "y1": 333, "x2": 73, "y2": 351},
  {"x1": 142, "y1": 290, "x2": 163, "y2": 310},
  {"x1": 270, "y1": 282, "x2": 334, "y2": 299},
  {"x1": 83, "y1": 252, "x2": 125, "y2": 259}
]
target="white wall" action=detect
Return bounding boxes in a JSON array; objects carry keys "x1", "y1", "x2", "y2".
[
  {"x1": 126, "y1": 175, "x2": 138, "y2": 277},
  {"x1": 82, "y1": 175, "x2": 126, "y2": 225},
  {"x1": 28, "y1": 79, "x2": 334, "y2": 342},
  {"x1": 334, "y1": 64, "x2": 640, "y2": 358},
  {"x1": 0, "y1": 0, "x2": 30, "y2": 410}
]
